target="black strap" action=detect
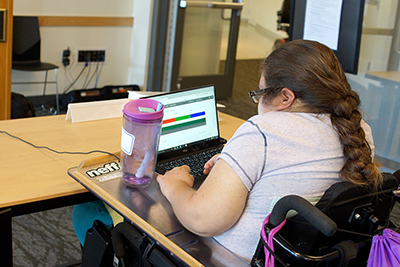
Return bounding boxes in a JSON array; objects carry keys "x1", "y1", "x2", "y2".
[{"x1": 331, "y1": 240, "x2": 359, "y2": 267}]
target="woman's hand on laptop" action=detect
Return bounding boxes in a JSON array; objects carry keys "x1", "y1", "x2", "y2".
[
  {"x1": 203, "y1": 154, "x2": 220, "y2": 175},
  {"x1": 157, "y1": 165, "x2": 194, "y2": 198},
  {"x1": 157, "y1": 158, "x2": 247, "y2": 237}
]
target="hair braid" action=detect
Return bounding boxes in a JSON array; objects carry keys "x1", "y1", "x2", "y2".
[
  {"x1": 262, "y1": 39, "x2": 383, "y2": 189},
  {"x1": 330, "y1": 94, "x2": 382, "y2": 188}
]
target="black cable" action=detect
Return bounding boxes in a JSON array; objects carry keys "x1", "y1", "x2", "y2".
[
  {"x1": 82, "y1": 61, "x2": 92, "y2": 89},
  {"x1": 63, "y1": 63, "x2": 88, "y2": 95},
  {"x1": 84, "y1": 60, "x2": 100, "y2": 89},
  {"x1": 336, "y1": 228, "x2": 373, "y2": 238},
  {"x1": 0, "y1": 130, "x2": 120, "y2": 162},
  {"x1": 64, "y1": 66, "x2": 76, "y2": 91},
  {"x1": 95, "y1": 56, "x2": 105, "y2": 88}
]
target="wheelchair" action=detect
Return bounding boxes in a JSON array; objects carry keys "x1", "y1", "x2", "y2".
[
  {"x1": 80, "y1": 219, "x2": 187, "y2": 267},
  {"x1": 251, "y1": 170, "x2": 400, "y2": 267}
]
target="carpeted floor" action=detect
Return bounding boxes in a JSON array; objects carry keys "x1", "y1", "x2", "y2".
[
  {"x1": 217, "y1": 59, "x2": 261, "y2": 120},
  {"x1": 13, "y1": 207, "x2": 82, "y2": 267}
]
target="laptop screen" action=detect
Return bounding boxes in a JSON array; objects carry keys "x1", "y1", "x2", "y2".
[{"x1": 143, "y1": 85, "x2": 220, "y2": 153}]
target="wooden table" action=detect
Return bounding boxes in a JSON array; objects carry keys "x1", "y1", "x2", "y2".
[
  {"x1": 0, "y1": 112, "x2": 243, "y2": 211},
  {"x1": 0, "y1": 111, "x2": 246, "y2": 266},
  {"x1": 0, "y1": 115, "x2": 118, "y2": 214}
]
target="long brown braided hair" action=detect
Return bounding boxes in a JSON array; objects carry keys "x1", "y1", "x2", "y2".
[{"x1": 261, "y1": 39, "x2": 382, "y2": 189}]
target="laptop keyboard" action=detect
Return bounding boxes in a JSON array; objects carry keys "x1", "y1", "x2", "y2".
[{"x1": 158, "y1": 147, "x2": 223, "y2": 179}]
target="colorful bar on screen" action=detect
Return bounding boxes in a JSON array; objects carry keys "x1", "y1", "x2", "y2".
[
  {"x1": 163, "y1": 111, "x2": 206, "y2": 125},
  {"x1": 161, "y1": 118, "x2": 207, "y2": 135}
]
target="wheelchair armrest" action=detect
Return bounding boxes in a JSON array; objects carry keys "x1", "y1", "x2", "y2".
[{"x1": 269, "y1": 195, "x2": 337, "y2": 237}]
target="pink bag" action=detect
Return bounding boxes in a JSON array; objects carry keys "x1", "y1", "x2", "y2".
[{"x1": 260, "y1": 214, "x2": 287, "y2": 267}]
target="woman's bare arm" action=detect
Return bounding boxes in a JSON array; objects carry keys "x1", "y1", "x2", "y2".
[{"x1": 157, "y1": 159, "x2": 248, "y2": 237}]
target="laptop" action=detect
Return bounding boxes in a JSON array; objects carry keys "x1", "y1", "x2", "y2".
[{"x1": 141, "y1": 85, "x2": 226, "y2": 184}]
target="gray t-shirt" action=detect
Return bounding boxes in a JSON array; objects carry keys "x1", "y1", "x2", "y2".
[{"x1": 213, "y1": 111, "x2": 374, "y2": 263}]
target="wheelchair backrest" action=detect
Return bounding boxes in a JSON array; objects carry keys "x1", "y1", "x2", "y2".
[
  {"x1": 315, "y1": 172, "x2": 400, "y2": 234},
  {"x1": 276, "y1": 172, "x2": 400, "y2": 256}
]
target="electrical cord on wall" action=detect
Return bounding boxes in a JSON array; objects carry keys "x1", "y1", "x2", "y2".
[
  {"x1": 64, "y1": 67, "x2": 77, "y2": 91},
  {"x1": 82, "y1": 61, "x2": 92, "y2": 89},
  {"x1": 83, "y1": 60, "x2": 100, "y2": 89},
  {"x1": 64, "y1": 49, "x2": 78, "y2": 89},
  {"x1": 94, "y1": 55, "x2": 105, "y2": 89},
  {"x1": 63, "y1": 63, "x2": 89, "y2": 95},
  {"x1": 0, "y1": 130, "x2": 120, "y2": 162},
  {"x1": 62, "y1": 55, "x2": 104, "y2": 92}
]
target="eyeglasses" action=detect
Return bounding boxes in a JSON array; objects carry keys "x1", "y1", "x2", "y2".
[{"x1": 248, "y1": 87, "x2": 270, "y2": 104}]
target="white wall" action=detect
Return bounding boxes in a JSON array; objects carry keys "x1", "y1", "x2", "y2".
[
  {"x1": 357, "y1": 0, "x2": 399, "y2": 72},
  {"x1": 363, "y1": 0, "x2": 398, "y2": 29},
  {"x1": 12, "y1": 0, "x2": 152, "y2": 96},
  {"x1": 128, "y1": 1, "x2": 153, "y2": 91},
  {"x1": 241, "y1": 0, "x2": 287, "y2": 39}
]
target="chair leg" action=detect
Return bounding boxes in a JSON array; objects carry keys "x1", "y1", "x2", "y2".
[
  {"x1": 55, "y1": 68, "x2": 59, "y2": 114},
  {"x1": 40, "y1": 70, "x2": 49, "y2": 113},
  {"x1": 0, "y1": 208, "x2": 13, "y2": 267},
  {"x1": 42, "y1": 70, "x2": 49, "y2": 108},
  {"x1": 42, "y1": 69, "x2": 59, "y2": 115}
]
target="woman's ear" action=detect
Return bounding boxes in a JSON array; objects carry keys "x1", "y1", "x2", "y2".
[{"x1": 275, "y1": 88, "x2": 296, "y2": 111}]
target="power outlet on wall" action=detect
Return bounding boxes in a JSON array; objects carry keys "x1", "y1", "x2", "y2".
[
  {"x1": 77, "y1": 50, "x2": 106, "y2": 63},
  {"x1": 62, "y1": 48, "x2": 71, "y2": 66},
  {"x1": 74, "y1": 48, "x2": 107, "y2": 64}
]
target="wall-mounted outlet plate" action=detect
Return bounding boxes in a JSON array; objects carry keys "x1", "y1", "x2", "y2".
[{"x1": 75, "y1": 47, "x2": 107, "y2": 64}]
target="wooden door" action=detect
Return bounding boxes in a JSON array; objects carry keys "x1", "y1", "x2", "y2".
[{"x1": 0, "y1": 0, "x2": 12, "y2": 120}]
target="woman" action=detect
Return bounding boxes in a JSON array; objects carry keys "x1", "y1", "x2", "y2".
[{"x1": 156, "y1": 40, "x2": 382, "y2": 263}]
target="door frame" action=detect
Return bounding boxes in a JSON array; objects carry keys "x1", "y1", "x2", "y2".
[
  {"x1": 388, "y1": 0, "x2": 400, "y2": 70},
  {"x1": 0, "y1": 0, "x2": 12, "y2": 120},
  {"x1": 147, "y1": 0, "x2": 242, "y2": 100}
]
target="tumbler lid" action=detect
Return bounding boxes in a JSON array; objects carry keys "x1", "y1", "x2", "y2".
[{"x1": 123, "y1": 99, "x2": 164, "y2": 120}]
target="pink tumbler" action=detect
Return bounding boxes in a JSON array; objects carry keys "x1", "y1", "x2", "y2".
[{"x1": 121, "y1": 99, "x2": 164, "y2": 187}]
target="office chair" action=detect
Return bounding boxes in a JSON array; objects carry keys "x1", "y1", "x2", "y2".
[
  {"x1": 12, "y1": 16, "x2": 60, "y2": 114},
  {"x1": 276, "y1": 0, "x2": 291, "y2": 33},
  {"x1": 251, "y1": 170, "x2": 400, "y2": 267},
  {"x1": 274, "y1": 0, "x2": 291, "y2": 49}
]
